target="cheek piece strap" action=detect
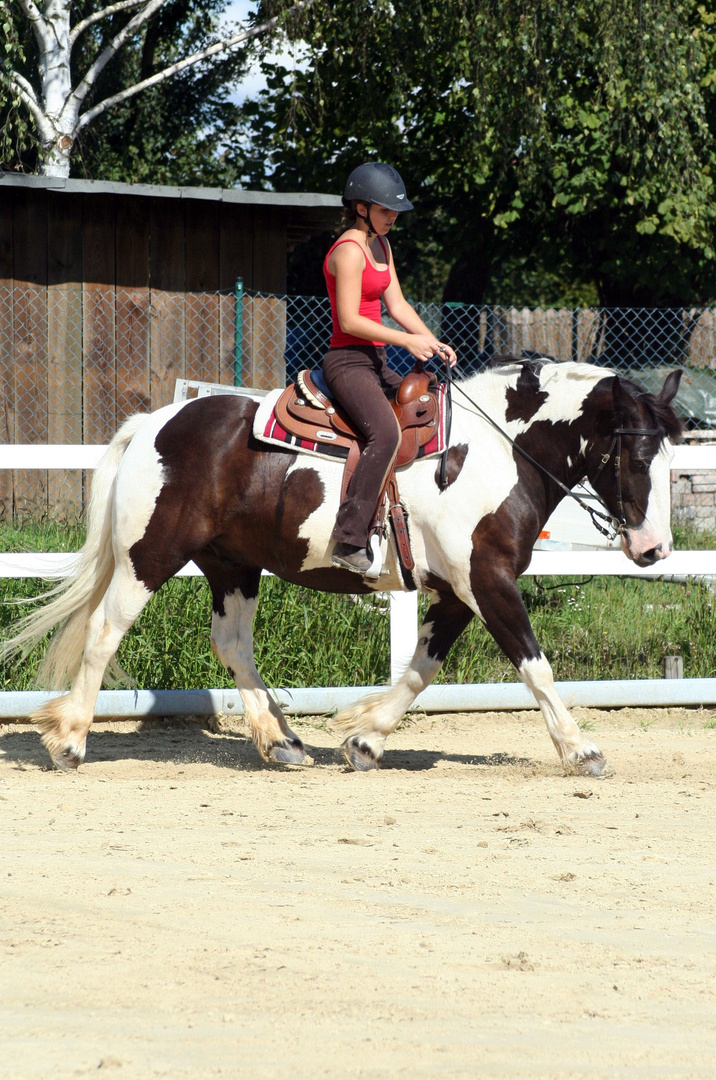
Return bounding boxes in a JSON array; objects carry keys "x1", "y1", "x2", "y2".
[{"x1": 590, "y1": 427, "x2": 661, "y2": 534}]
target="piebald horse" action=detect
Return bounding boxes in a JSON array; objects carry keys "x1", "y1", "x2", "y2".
[{"x1": 5, "y1": 359, "x2": 682, "y2": 776}]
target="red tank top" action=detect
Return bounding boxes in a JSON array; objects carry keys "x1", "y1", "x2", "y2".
[{"x1": 323, "y1": 236, "x2": 391, "y2": 348}]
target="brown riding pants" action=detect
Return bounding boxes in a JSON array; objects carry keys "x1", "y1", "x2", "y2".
[{"x1": 322, "y1": 345, "x2": 402, "y2": 548}]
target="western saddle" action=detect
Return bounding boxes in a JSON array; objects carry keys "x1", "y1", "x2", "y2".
[{"x1": 272, "y1": 367, "x2": 440, "y2": 573}]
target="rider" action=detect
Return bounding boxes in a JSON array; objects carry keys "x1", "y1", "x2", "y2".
[{"x1": 324, "y1": 162, "x2": 457, "y2": 574}]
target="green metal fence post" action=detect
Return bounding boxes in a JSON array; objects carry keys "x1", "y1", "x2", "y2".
[{"x1": 234, "y1": 277, "x2": 244, "y2": 386}]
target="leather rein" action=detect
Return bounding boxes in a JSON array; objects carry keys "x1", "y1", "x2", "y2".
[{"x1": 437, "y1": 358, "x2": 661, "y2": 542}]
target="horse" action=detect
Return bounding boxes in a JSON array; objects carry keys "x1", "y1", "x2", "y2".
[{"x1": 4, "y1": 358, "x2": 682, "y2": 776}]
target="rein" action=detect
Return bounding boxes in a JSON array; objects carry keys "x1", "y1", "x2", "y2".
[{"x1": 435, "y1": 359, "x2": 660, "y2": 541}]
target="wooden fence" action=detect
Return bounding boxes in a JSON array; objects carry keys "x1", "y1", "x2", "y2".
[{"x1": 460, "y1": 307, "x2": 716, "y2": 368}]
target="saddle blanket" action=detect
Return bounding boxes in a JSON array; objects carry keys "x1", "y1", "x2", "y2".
[{"x1": 253, "y1": 382, "x2": 448, "y2": 464}]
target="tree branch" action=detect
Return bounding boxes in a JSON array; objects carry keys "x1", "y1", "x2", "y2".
[
  {"x1": 16, "y1": 0, "x2": 53, "y2": 54},
  {"x1": 8, "y1": 71, "x2": 40, "y2": 107},
  {"x1": 70, "y1": 0, "x2": 156, "y2": 48},
  {"x1": 67, "y1": 0, "x2": 168, "y2": 114},
  {"x1": 5, "y1": 73, "x2": 55, "y2": 141},
  {"x1": 75, "y1": 0, "x2": 316, "y2": 131}
]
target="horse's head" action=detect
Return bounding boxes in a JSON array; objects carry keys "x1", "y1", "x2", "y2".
[{"x1": 587, "y1": 370, "x2": 683, "y2": 567}]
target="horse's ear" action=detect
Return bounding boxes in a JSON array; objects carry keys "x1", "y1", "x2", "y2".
[
  {"x1": 611, "y1": 374, "x2": 629, "y2": 413},
  {"x1": 658, "y1": 369, "x2": 682, "y2": 405}
]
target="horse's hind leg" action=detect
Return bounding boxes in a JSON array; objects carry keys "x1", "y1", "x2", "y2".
[
  {"x1": 204, "y1": 566, "x2": 309, "y2": 765},
  {"x1": 33, "y1": 562, "x2": 153, "y2": 769}
]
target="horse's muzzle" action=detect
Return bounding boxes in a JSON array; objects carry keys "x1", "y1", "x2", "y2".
[{"x1": 623, "y1": 533, "x2": 672, "y2": 567}]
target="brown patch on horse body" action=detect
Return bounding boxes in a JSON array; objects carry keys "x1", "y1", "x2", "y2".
[
  {"x1": 467, "y1": 495, "x2": 544, "y2": 668},
  {"x1": 191, "y1": 557, "x2": 262, "y2": 617},
  {"x1": 434, "y1": 443, "x2": 468, "y2": 488},
  {"x1": 505, "y1": 365, "x2": 548, "y2": 423},
  {"x1": 129, "y1": 396, "x2": 325, "y2": 593}
]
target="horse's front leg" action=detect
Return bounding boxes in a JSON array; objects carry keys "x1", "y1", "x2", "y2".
[
  {"x1": 471, "y1": 568, "x2": 607, "y2": 777},
  {"x1": 204, "y1": 566, "x2": 309, "y2": 766},
  {"x1": 334, "y1": 592, "x2": 474, "y2": 770}
]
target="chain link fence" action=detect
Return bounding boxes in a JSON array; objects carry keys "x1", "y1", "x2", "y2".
[{"x1": 2, "y1": 284, "x2": 716, "y2": 520}]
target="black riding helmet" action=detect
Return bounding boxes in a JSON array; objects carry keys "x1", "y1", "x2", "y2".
[{"x1": 342, "y1": 162, "x2": 414, "y2": 212}]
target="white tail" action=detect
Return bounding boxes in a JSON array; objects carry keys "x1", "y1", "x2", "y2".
[{"x1": 3, "y1": 414, "x2": 148, "y2": 688}]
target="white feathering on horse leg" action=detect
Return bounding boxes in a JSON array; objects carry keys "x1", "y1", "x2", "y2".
[
  {"x1": 33, "y1": 565, "x2": 153, "y2": 770},
  {"x1": 518, "y1": 654, "x2": 608, "y2": 776},
  {"x1": 31, "y1": 694, "x2": 92, "y2": 771}
]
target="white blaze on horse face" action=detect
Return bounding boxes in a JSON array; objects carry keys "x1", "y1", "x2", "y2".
[{"x1": 622, "y1": 439, "x2": 675, "y2": 563}]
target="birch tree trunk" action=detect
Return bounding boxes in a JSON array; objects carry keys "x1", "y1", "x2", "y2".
[{"x1": 32, "y1": 0, "x2": 79, "y2": 176}]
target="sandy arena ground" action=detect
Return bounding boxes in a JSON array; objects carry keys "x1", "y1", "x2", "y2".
[{"x1": 1, "y1": 706, "x2": 715, "y2": 1080}]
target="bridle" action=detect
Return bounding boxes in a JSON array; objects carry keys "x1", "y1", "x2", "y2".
[
  {"x1": 588, "y1": 427, "x2": 661, "y2": 537},
  {"x1": 436, "y1": 357, "x2": 662, "y2": 542}
]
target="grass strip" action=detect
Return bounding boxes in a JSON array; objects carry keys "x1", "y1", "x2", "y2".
[{"x1": 1, "y1": 520, "x2": 715, "y2": 690}]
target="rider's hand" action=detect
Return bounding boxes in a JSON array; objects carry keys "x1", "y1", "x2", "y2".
[
  {"x1": 405, "y1": 334, "x2": 441, "y2": 363},
  {"x1": 405, "y1": 336, "x2": 457, "y2": 366},
  {"x1": 436, "y1": 342, "x2": 458, "y2": 368}
]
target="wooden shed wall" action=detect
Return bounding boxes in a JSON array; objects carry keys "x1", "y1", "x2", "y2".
[
  {"x1": 0, "y1": 186, "x2": 288, "y2": 290},
  {"x1": 0, "y1": 186, "x2": 291, "y2": 518}
]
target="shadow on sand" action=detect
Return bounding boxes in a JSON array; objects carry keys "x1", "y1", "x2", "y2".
[{"x1": 0, "y1": 719, "x2": 533, "y2": 774}]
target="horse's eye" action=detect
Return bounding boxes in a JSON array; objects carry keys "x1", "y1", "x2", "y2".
[{"x1": 631, "y1": 459, "x2": 649, "y2": 473}]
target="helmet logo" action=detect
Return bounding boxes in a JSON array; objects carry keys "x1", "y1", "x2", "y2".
[{"x1": 397, "y1": 194, "x2": 404, "y2": 200}]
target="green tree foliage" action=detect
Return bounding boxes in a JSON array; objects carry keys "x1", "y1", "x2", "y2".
[
  {"x1": 0, "y1": 0, "x2": 35, "y2": 166},
  {"x1": 519, "y1": 1, "x2": 716, "y2": 306},
  {"x1": 240, "y1": 0, "x2": 716, "y2": 307}
]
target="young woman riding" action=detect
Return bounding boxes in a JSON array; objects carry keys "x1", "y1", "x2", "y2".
[{"x1": 323, "y1": 161, "x2": 457, "y2": 575}]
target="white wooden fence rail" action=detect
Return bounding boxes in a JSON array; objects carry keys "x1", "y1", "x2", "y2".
[{"x1": 2, "y1": 443, "x2": 716, "y2": 714}]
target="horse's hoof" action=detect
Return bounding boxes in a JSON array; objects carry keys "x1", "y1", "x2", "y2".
[
  {"x1": 268, "y1": 738, "x2": 311, "y2": 766},
  {"x1": 575, "y1": 753, "x2": 611, "y2": 778},
  {"x1": 51, "y1": 746, "x2": 83, "y2": 771},
  {"x1": 342, "y1": 737, "x2": 381, "y2": 772}
]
